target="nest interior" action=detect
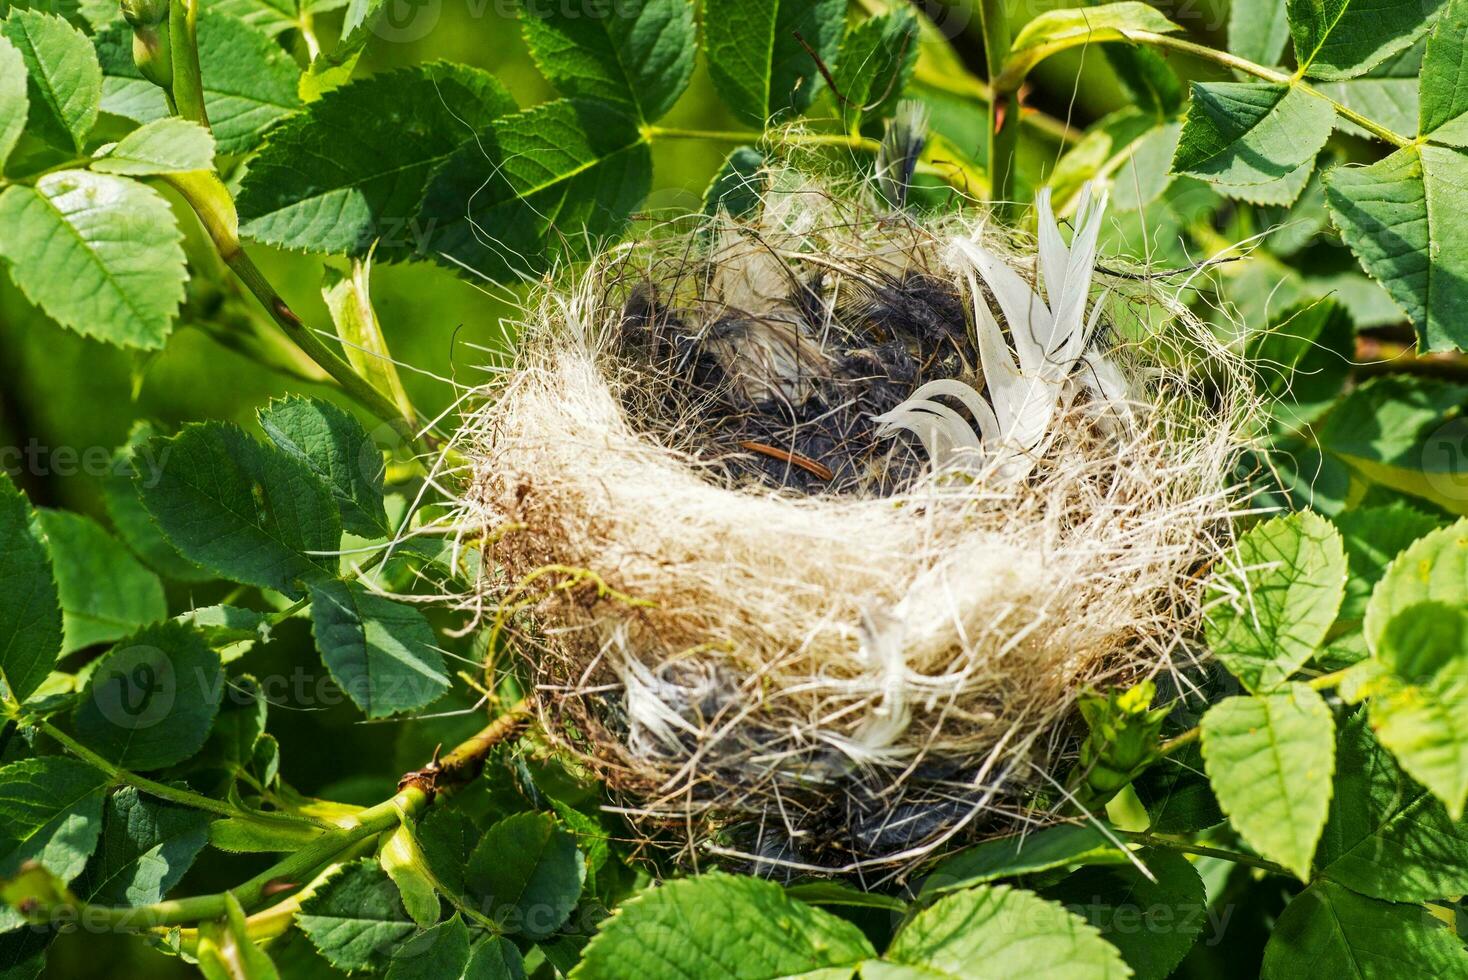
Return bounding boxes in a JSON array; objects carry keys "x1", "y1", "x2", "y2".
[{"x1": 454, "y1": 172, "x2": 1250, "y2": 879}]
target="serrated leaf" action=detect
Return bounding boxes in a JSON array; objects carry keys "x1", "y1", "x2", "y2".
[
  {"x1": 416, "y1": 98, "x2": 651, "y2": 280},
  {"x1": 212, "y1": 0, "x2": 297, "y2": 37},
  {"x1": 78, "y1": 787, "x2": 209, "y2": 906},
  {"x1": 308, "y1": 580, "x2": 448, "y2": 718},
  {"x1": 783, "y1": 880, "x2": 906, "y2": 912},
  {"x1": 297, "y1": 859, "x2": 416, "y2": 973},
  {"x1": 1317, "y1": 711, "x2": 1468, "y2": 902},
  {"x1": 1172, "y1": 82, "x2": 1334, "y2": 201},
  {"x1": 1364, "y1": 518, "x2": 1468, "y2": 647},
  {"x1": 177, "y1": 605, "x2": 268, "y2": 649},
  {"x1": 1228, "y1": 0, "x2": 1291, "y2": 66},
  {"x1": 0, "y1": 473, "x2": 61, "y2": 704},
  {"x1": 384, "y1": 915, "x2": 469, "y2": 980},
  {"x1": 832, "y1": 8, "x2": 917, "y2": 129},
  {"x1": 1318, "y1": 40, "x2": 1422, "y2": 142},
  {"x1": 95, "y1": 12, "x2": 300, "y2": 156},
  {"x1": 91, "y1": 118, "x2": 215, "y2": 175},
  {"x1": 1261, "y1": 880, "x2": 1468, "y2": 978},
  {"x1": 35, "y1": 509, "x2": 165, "y2": 654},
  {"x1": 703, "y1": 0, "x2": 844, "y2": 127},
  {"x1": 1, "y1": 10, "x2": 98, "y2": 151},
  {"x1": 1422, "y1": 0, "x2": 1468, "y2": 144},
  {"x1": 0, "y1": 34, "x2": 27, "y2": 169},
  {"x1": 518, "y1": 0, "x2": 694, "y2": 123},
  {"x1": 1099, "y1": 40, "x2": 1182, "y2": 120},
  {"x1": 1044, "y1": 848, "x2": 1205, "y2": 980},
  {"x1": 415, "y1": 807, "x2": 473, "y2": 898},
  {"x1": 466, "y1": 812, "x2": 583, "y2": 940},
  {"x1": 1132, "y1": 741, "x2": 1225, "y2": 834},
  {"x1": 102, "y1": 422, "x2": 210, "y2": 583},
  {"x1": 1005, "y1": 3, "x2": 1181, "y2": 82},
  {"x1": 1286, "y1": 0, "x2": 1445, "y2": 81},
  {"x1": 1365, "y1": 602, "x2": 1468, "y2": 817},
  {"x1": 1325, "y1": 142, "x2": 1468, "y2": 352},
  {"x1": 0, "y1": 171, "x2": 186, "y2": 349},
  {"x1": 919, "y1": 824, "x2": 1129, "y2": 900},
  {"x1": 258, "y1": 397, "x2": 387, "y2": 538},
  {"x1": 1205, "y1": 512, "x2": 1347, "y2": 692},
  {"x1": 572, "y1": 871, "x2": 874, "y2": 977},
  {"x1": 0, "y1": 755, "x2": 107, "y2": 885},
  {"x1": 703, "y1": 146, "x2": 766, "y2": 218},
  {"x1": 137, "y1": 422, "x2": 341, "y2": 597},
  {"x1": 1332, "y1": 505, "x2": 1442, "y2": 622},
  {"x1": 886, "y1": 884, "x2": 1130, "y2": 978},
  {"x1": 1200, "y1": 685, "x2": 1336, "y2": 879},
  {"x1": 1317, "y1": 376, "x2": 1468, "y2": 514},
  {"x1": 236, "y1": 63, "x2": 515, "y2": 257},
  {"x1": 73, "y1": 621, "x2": 224, "y2": 770}
]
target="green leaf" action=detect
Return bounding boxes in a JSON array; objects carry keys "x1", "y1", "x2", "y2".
[
  {"x1": 1204, "y1": 512, "x2": 1347, "y2": 692},
  {"x1": 702, "y1": 0, "x2": 844, "y2": 127},
  {"x1": 1317, "y1": 711, "x2": 1468, "y2": 902},
  {"x1": 518, "y1": 0, "x2": 694, "y2": 123},
  {"x1": 703, "y1": 146, "x2": 766, "y2": 218},
  {"x1": 416, "y1": 98, "x2": 651, "y2": 280},
  {"x1": 832, "y1": 8, "x2": 918, "y2": 129},
  {"x1": 1324, "y1": 143, "x2": 1468, "y2": 352},
  {"x1": 1364, "y1": 518, "x2": 1468, "y2": 648},
  {"x1": 466, "y1": 936, "x2": 524, "y2": 980},
  {"x1": 1044, "y1": 848, "x2": 1206, "y2": 980},
  {"x1": 198, "y1": 673, "x2": 268, "y2": 771},
  {"x1": 101, "y1": 422, "x2": 210, "y2": 583},
  {"x1": 0, "y1": 10, "x2": 98, "y2": 151},
  {"x1": 177, "y1": 605, "x2": 268, "y2": 650},
  {"x1": 1365, "y1": 602, "x2": 1468, "y2": 817},
  {"x1": 1132, "y1": 742, "x2": 1225, "y2": 834},
  {"x1": 236, "y1": 63, "x2": 515, "y2": 257},
  {"x1": 0, "y1": 755, "x2": 107, "y2": 881},
  {"x1": 73, "y1": 621, "x2": 224, "y2": 770},
  {"x1": 321, "y1": 261, "x2": 413, "y2": 434},
  {"x1": 91, "y1": 118, "x2": 215, "y2": 175},
  {"x1": 1228, "y1": 0, "x2": 1291, "y2": 66},
  {"x1": 78, "y1": 787, "x2": 210, "y2": 906},
  {"x1": 415, "y1": 807, "x2": 474, "y2": 898},
  {"x1": 197, "y1": 892, "x2": 280, "y2": 980},
  {"x1": 465, "y1": 812, "x2": 583, "y2": 940},
  {"x1": 1261, "y1": 880, "x2": 1468, "y2": 978},
  {"x1": 137, "y1": 422, "x2": 341, "y2": 597},
  {"x1": 308, "y1": 580, "x2": 448, "y2": 718},
  {"x1": 95, "y1": 12, "x2": 300, "y2": 156},
  {"x1": 297, "y1": 859, "x2": 417, "y2": 973},
  {"x1": 1249, "y1": 299, "x2": 1353, "y2": 430},
  {"x1": 211, "y1": 0, "x2": 297, "y2": 37},
  {"x1": 378, "y1": 822, "x2": 438, "y2": 929},
  {"x1": 0, "y1": 472, "x2": 61, "y2": 704},
  {"x1": 0, "y1": 35, "x2": 27, "y2": 170},
  {"x1": 385, "y1": 915, "x2": 468, "y2": 980},
  {"x1": 1286, "y1": 0, "x2": 1445, "y2": 80},
  {"x1": 1332, "y1": 505, "x2": 1442, "y2": 622},
  {"x1": 1317, "y1": 377, "x2": 1468, "y2": 514},
  {"x1": 572, "y1": 871, "x2": 874, "y2": 978},
  {"x1": 1199, "y1": 685, "x2": 1336, "y2": 879},
  {"x1": 0, "y1": 171, "x2": 186, "y2": 349},
  {"x1": 1005, "y1": 2, "x2": 1182, "y2": 82},
  {"x1": 1318, "y1": 40, "x2": 1422, "y2": 142},
  {"x1": 783, "y1": 880, "x2": 907, "y2": 912},
  {"x1": 1171, "y1": 82, "x2": 1334, "y2": 203},
  {"x1": 885, "y1": 884, "x2": 1130, "y2": 978},
  {"x1": 1421, "y1": 0, "x2": 1468, "y2": 144},
  {"x1": 918, "y1": 824, "x2": 1128, "y2": 900},
  {"x1": 35, "y1": 509, "x2": 165, "y2": 654},
  {"x1": 258, "y1": 397, "x2": 387, "y2": 538}
]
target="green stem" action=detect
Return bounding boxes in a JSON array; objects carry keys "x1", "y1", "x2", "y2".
[
  {"x1": 38, "y1": 720, "x2": 331, "y2": 830},
  {"x1": 976, "y1": 0, "x2": 1018, "y2": 208},
  {"x1": 8, "y1": 704, "x2": 532, "y2": 930},
  {"x1": 1119, "y1": 831, "x2": 1295, "y2": 877},
  {"x1": 166, "y1": 0, "x2": 208, "y2": 127}
]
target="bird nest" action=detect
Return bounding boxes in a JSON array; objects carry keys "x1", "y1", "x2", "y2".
[{"x1": 449, "y1": 169, "x2": 1251, "y2": 879}]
